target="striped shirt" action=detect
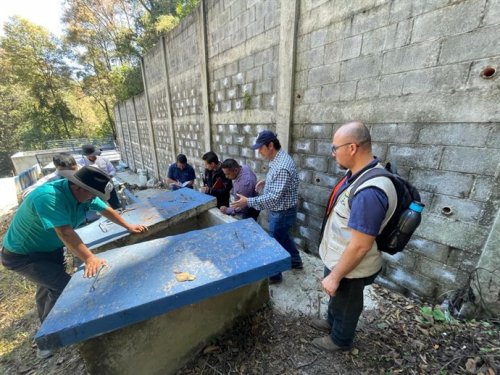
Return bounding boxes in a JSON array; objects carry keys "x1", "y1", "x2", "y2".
[{"x1": 248, "y1": 149, "x2": 299, "y2": 212}]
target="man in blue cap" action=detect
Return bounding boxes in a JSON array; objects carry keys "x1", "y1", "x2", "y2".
[{"x1": 231, "y1": 130, "x2": 303, "y2": 283}]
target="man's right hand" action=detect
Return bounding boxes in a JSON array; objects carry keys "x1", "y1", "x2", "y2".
[{"x1": 84, "y1": 256, "x2": 107, "y2": 278}]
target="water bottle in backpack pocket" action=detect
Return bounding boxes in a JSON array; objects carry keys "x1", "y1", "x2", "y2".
[{"x1": 384, "y1": 201, "x2": 424, "y2": 254}]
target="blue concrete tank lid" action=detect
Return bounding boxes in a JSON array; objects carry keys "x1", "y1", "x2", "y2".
[
  {"x1": 35, "y1": 219, "x2": 291, "y2": 350},
  {"x1": 76, "y1": 188, "x2": 216, "y2": 249}
]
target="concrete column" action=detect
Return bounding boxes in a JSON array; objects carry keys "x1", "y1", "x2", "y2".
[
  {"x1": 160, "y1": 36, "x2": 177, "y2": 162},
  {"x1": 276, "y1": 0, "x2": 299, "y2": 152},
  {"x1": 122, "y1": 101, "x2": 136, "y2": 172},
  {"x1": 131, "y1": 97, "x2": 145, "y2": 170},
  {"x1": 198, "y1": 0, "x2": 212, "y2": 152},
  {"x1": 140, "y1": 58, "x2": 161, "y2": 178},
  {"x1": 118, "y1": 102, "x2": 134, "y2": 169},
  {"x1": 114, "y1": 104, "x2": 130, "y2": 168},
  {"x1": 472, "y1": 208, "x2": 500, "y2": 317}
]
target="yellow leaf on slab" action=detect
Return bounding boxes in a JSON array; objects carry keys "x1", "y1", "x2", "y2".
[{"x1": 174, "y1": 272, "x2": 196, "y2": 282}]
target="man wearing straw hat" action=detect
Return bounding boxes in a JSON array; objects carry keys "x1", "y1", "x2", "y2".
[{"x1": 1, "y1": 166, "x2": 147, "y2": 358}]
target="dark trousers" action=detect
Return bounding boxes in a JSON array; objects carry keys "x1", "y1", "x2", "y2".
[
  {"x1": 268, "y1": 207, "x2": 302, "y2": 280},
  {"x1": 324, "y1": 267, "x2": 379, "y2": 348},
  {"x1": 108, "y1": 188, "x2": 121, "y2": 210},
  {"x1": 1, "y1": 247, "x2": 70, "y2": 322}
]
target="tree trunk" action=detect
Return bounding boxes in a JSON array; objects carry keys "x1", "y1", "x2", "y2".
[{"x1": 104, "y1": 100, "x2": 116, "y2": 139}]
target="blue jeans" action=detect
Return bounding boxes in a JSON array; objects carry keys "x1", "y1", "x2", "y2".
[
  {"x1": 1, "y1": 247, "x2": 70, "y2": 322},
  {"x1": 268, "y1": 207, "x2": 302, "y2": 280},
  {"x1": 324, "y1": 267, "x2": 379, "y2": 348}
]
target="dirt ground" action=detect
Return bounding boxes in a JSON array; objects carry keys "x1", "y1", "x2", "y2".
[{"x1": 0, "y1": 202, "x2": 498, "y2": 375}]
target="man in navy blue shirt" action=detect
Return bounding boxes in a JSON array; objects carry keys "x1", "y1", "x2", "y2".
[
  {"x1": 165, "y1": 154, "x2": 196, "y2": 190},
  {"x1": 311, "y1": 121, "x2": 397, "y2": 352}
]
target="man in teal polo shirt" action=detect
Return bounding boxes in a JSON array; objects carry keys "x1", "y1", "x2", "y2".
[{"x1": 1, "y1": 166, "x2": 147, "y2": 358}]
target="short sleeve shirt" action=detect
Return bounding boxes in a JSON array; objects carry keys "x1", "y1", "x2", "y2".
[
  {"x1": 348, "y1": 188, "x2": 389, "y2": 236},
  {"x1": 3, "y1": 179, "x2": 108, "y2": 254},
  {"x1": 167, "y1": 163, "x2": 196, "y2": 184}
]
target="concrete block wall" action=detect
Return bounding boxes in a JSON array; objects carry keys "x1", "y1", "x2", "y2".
[
  {"x1": 117, "y1": 103, "x2": 135, "y2": 171},
  {"x1": 124, "y1": 99, "x2": 142, "y2": 171},
  {"x1": 134, "y1": 94, "x2": 155, "y2": 173},
  {"x1": 114, "y1": 0, "x2": 500, "y2": 307},
  {"x1": 293, "y1": 0, "x2": 500, "y2": 301},
  {"x1": 144, "y1": 41, "x2": 174, "y2": 179},
  {"x1": 206, "y1": 0, "x2": 281, "y2": 178},
  {"x1": 167, "y1": 13, "x2": 206, "y2": 181}
]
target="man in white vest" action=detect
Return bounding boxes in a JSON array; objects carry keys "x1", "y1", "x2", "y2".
[{"x1": 311, "y1": 121, "x2": 397, "y2": 352}]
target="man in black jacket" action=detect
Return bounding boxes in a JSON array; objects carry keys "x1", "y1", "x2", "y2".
[{"x1": 201, "y1": 151, "x2": 232, "y2": 208}]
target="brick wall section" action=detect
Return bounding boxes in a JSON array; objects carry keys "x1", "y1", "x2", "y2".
[
  {"x1": 166, "y1": 14, "x2": 206, "y2": 180},
  {"x1": 117, "y1": 102, "x2": 135, "y2": 171},
  {"x1": 207, "y1": 0, "x2": 280, "y2": 115},
  {"x1": 124, "y1": 100, "x2": 142, "y2": 171},
  {"x1": 134, "y1": 94, "x2": 154, "y2": 173},
  {"x1": 205, "y1": 0, "x2": 281, "y2": 182},
  {"x1": 143, "y1": 42, "x2": 172, "y2": 179},
  {"x1": 114, "y1": 0, "x2": 500, "y2": 303}
]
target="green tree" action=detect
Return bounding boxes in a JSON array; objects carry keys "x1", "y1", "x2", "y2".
[
  {"x1": 63, "y1": 0, "x2": 199, "y2": 109},
  {"x1": 0, "y1": 16, "x2": 111, "y2": 150},
  {"x1": 1, "y1": 16, "x2": 79, "y2": 148},
  {"x1": 0, "y1": 50, "x2": 25, "y2": 152}
]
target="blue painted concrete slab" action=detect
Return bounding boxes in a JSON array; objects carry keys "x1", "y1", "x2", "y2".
[
  {"x1": 76, "y1": 188, "x2": 216, "y2": 249},
  {"x1": 35, "y1": 219, "x2": 291, "y2": 350}
]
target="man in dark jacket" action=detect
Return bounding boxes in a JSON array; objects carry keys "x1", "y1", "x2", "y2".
[{"x1": 201, "y1": 151, "x2": 232, "y2": 208}]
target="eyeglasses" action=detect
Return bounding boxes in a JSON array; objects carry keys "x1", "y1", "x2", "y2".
[
  {"x1": 330, "y1": 140, "x2": 367, "y2": 154},
  {"x1": 331, "y1": 142, "x2": 354, "y2": 154}
]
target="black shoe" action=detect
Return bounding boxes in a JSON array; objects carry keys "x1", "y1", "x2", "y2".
[
  {"x1": 269, "y1": 277, "x2": 283, "y2": 285},
  {"x1": 292, "y1": 263, "x2": 303, "y2": 270}
]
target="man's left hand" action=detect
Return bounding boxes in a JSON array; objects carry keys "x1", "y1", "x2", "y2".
[
  {"x1": 321, "y1": 273, "x2": 340, "y2": 297},
  {"x1": 127, "y1": 224, "x2": 148, "y2": 233},
  {"x1": 231, "y1": 194, "x2": 248, "y2": 210}
]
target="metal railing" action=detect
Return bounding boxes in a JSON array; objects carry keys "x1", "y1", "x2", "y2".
[{"x1": 45, "y1": 137, "x2": 116, "y2": 152}]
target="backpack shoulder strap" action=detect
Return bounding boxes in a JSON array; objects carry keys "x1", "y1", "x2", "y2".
[{"x1": 347, "y1": 167, "x2": 393, "y2": 208}]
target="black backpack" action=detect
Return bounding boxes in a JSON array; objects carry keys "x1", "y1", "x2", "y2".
[{"x1": 348, "y1": 162, "x2": 422, "y2": 255}]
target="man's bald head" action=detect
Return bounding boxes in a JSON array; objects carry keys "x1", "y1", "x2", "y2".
[{"x1": 336, "y1": 121, "x2": 371, "y2": 146}]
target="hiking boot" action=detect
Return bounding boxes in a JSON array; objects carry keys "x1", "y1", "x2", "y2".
[
  {"x1": 310, "y1": 318, "x2": 331, "y2": 332},
  {"x1": 311, "y1": 336, "x2": 349, "y2": 352},
  {"x1": 37, "y1": 348, "x2": 54, "y2": 359},
  {"x1": 291, "y1": 263, "x2": 303, "y2": 270}
]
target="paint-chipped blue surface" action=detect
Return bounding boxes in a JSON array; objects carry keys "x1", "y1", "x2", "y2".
[
  {"x1": 77, "y1": 188, "x2": 216, "y2": 249},
  {"x1": 35, "y1": 219, "x2": 291, "y2": 350}
]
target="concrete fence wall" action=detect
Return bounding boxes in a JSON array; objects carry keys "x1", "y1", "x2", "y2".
[{"x1": 114, "y1": 0, "x2": 500, "y2": 308}]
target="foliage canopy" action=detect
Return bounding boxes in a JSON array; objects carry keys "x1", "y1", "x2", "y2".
[{"x1": 0, "y1": 0, "x2": 199, "y2": 153}]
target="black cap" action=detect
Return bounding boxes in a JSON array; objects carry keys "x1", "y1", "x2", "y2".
[{"x1": 82, "y1": 144, "x2": 101, "y2": 157}]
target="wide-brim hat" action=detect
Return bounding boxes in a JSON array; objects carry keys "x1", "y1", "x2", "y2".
[
  {"x1": 82, "y1": 144, "x2": 101, "y2": 156},
  {"x1": 251, "y1": 130, "x2": 278, "y2": 150},
  {"x1": 59, "y1": 166, "x2": 113, "y2": 201}
]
